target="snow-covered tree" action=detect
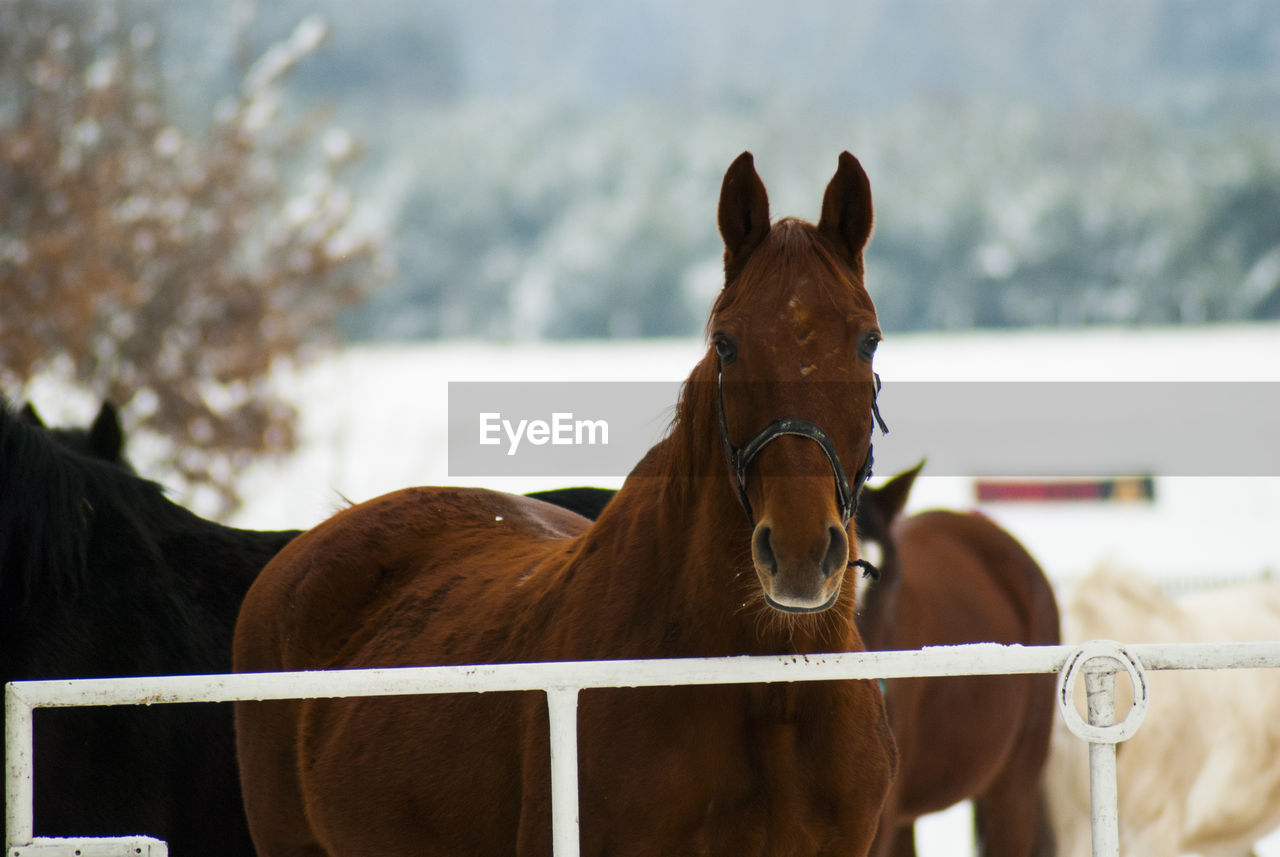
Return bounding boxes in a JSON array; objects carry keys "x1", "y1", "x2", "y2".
[{"x1": 1, "y1": 0, "x2": 383, "y2": 514}]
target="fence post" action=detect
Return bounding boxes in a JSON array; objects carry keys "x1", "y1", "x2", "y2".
[
  {"x1": 1085, "y1": 664, "x2": 1120, "y2": 857},
  {"x1": 1056, "y1": 641, "x2": 1150, "y2": 857},
  {"x1": 546, "y1": 687, "x2": 581, "y2": 857},
  {"x1": 4, "y1": 682, "x2": 35, "y2": 846}
]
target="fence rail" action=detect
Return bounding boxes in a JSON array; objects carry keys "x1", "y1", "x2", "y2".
[{"x1": 8, "y1": 640, "x2": 1280, "y2": 857}]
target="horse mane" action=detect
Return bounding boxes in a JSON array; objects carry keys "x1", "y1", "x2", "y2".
[
  {"x1": 0, "y1": 396, "x2": 175, "y2": 604},
  {"x1": 654, "y1": 352, "x2": 720, "y2": 474}
]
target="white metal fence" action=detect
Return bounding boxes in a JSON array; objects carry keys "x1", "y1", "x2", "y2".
[{"x1": 8, "y1": 640, "x2": 1280, "y2": 857}]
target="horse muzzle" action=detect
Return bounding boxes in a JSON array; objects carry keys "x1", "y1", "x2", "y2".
[{"x1": 751, "y1": 517, "x2": 849, "y2": 613}]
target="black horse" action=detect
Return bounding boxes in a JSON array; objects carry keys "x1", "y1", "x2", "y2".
[
  {"x1": 524, "y1": 485, "x2": 618, "y2": 520},
  {"x1": 1, "y1": 397, "x2": 299, "y2": 856}
]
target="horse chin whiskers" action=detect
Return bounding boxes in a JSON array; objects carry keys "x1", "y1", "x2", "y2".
[
  {"x1": 728, "y1": 540, "x2": 856, "y2": 646},
  {"x1": 743, "y1": 585, "x2": 853, "y2": 648}
]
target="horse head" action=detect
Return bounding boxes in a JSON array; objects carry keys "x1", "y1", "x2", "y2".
[
  {"x1": 707, "y1": 151, "x2": 884, "y2": 614},
  {"x1": 852, "y1": 462, "x2": 924, "y2": 648},
  {"x1": 20, "y1": 400, "x2": 130, "y2": 469}
]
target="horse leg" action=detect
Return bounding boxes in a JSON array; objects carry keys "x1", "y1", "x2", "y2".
[
  {"x1": 866, "y1": 790, "x2": 917, "y2": 857},
  {"x1": 888, "y1": 823, "x2": 918, "y2": 857},
  {"x1": 973, "y1": 784, "x2": 1044, "y2": 857},
  {"x1": 235, "y1": 698, "x2": 329, "y2": 857},
  {"x1": 972, "y1": 679, "x2": 1056, "y2": 857}
]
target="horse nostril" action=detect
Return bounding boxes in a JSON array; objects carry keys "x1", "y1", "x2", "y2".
[
  {"x1": 753, "y1": 525, "x2": 777, "y2": 577},
  {"x1": 823, "y1": 525, "x2": 849, "y2": 579}
]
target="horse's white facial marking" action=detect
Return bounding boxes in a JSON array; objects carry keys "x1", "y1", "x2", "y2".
[
  {"x1": 788, "y1": 293, "x2": 814, "y2": 331},
  {"x1": 800, "y1": 364, "x2": 816, "y2": 376}
]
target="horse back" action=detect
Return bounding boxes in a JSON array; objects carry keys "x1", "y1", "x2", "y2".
[
  {"x1": 891, "y1": 509, "x2": 1059, "y2": 649},
  {"x1": 235, "y1": 486, "x2": 590, "y2": 673}
]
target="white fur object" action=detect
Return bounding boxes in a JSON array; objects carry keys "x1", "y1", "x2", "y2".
[{"x1": 1046, "y1": 566, "x2": 1280, "y2": 857}]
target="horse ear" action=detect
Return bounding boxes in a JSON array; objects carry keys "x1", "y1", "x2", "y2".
[
  {"x1": 817, "y1": 151, "x2": 874, "y2": 271},
  {"x1": 18, "y1": 402, "x2": 46, "y2": 427},
  {"x1": 718, "y1": 151, "x2": 771, "y2": 286},
  {"x1": 871, "y1": 460, "x2": 924, "y2": 524},
  {"x1": 89, "y1": 401, "x2": 125, "y2": 461}
]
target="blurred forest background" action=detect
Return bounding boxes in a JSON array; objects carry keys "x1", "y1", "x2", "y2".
[
  {"x1": 263, "y1": 0, "x2": 1280, "y2": 339},
  {"x1": 4, "y1": 0, "x2": 1280, "y2": 511}
]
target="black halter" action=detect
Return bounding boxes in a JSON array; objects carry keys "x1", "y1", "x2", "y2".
[{"x1": 715, "y1": 359, "x2": 887, "y2": 532}]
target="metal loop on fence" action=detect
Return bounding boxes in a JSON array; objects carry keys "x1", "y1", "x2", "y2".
[{"x1": 1057, "y1": 639, "x2": 1149, "y2": 744}]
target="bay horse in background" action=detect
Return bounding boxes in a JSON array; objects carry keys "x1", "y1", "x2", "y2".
[
  {"x1": 855, "y1": 463, "x2": 1060, "y2": 857},
  {"x1": 234, "y1": 151, "x2": 898, "y2": 857},
  {"x1": 1, "y1": 398, "x2": 299, "y2": 856},
  {"x1": 1045, "y1": 566, "x2": 1280, "y2": 857}
]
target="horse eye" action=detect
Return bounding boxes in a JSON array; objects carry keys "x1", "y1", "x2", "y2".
[
  {"x1": 858, "y1": 332, "x2": 880, "y2": 361},
  {"x1": 714, "y1": 334, "x2": 738, "y2": 365}
]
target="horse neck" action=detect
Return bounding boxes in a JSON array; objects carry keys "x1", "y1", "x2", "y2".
[
  {"x1": 0, "y1": 409, "x2": 92, "y2": 603},
  {"x1": 578, "y1": 368, "x2": 861, "y2": 658}
]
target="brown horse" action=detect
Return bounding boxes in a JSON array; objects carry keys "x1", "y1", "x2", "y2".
[
  {"x1": 233, "y1": 151, "x2": 897, "y2": 857},
  {"x1": 855, "y1": 464, "x2": 1059, "y2": 857}
]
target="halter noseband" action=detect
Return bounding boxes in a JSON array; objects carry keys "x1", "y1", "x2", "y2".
[{"x1": 715, "y1": 359, "x2": 887, "y2": 532}]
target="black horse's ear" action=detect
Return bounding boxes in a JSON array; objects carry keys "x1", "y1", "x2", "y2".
[
  {"x1": 718, "y1": 151, "x2": 771, "y2": 286},
  {"x1": 89, "y1": 401, "x2": 125, "y2": 462},
  {"x1": 817, "y1": 151, "x2": 874, "y2": 273},
  {"x1": 18, "y1": 402, "x2": 45, "y2": 427}
]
